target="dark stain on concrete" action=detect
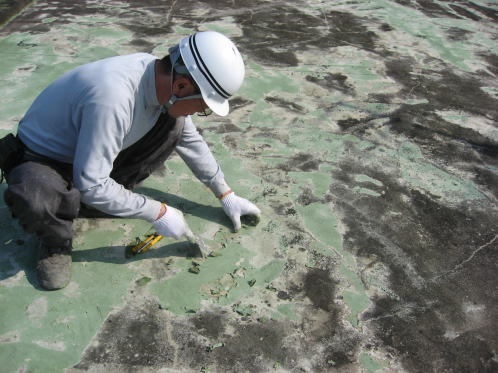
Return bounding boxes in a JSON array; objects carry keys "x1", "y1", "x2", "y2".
[
  {"x1": 337, "y1": 118, "x2": 361, "y2": 130},
  {"x1": 269, "y1": 200, "x2": 294, "y2": 217},
  {"x1": 220, "y1": 134, "x2": 238, "y2": 150},
  {"x1": 3, "y1": 0, "x2": 101, "y2": 33},
  {"x1": 214, "y1": 122, "x2": 243, "y2": 134},
  {"x1": 368, "y1": 92, "x2": 394, "y2": 104},
  {"x1": 192, "y1": 310, "x2": 227, "y2": 339},
  {"x1": 474, "y1": 165, "x2": 498, "y2": 199},
  {"x1": 301, "y1": 256, "x2": 361, "y2": 371},
  {"x1": 480, "y1": 52, "x2": 498, "y2": 76},
  {"x1": 306, "y1": 72, "x2": 356, "y2": 96},
  {"x1": 321, "y1": 10, "x2": 379, "y2": 51},
  {"x1": 385, "y1": 57, "x2": 498, "y2": 118},
  {"x1": 247, "y1": 126, "x2": 290, "y2": 146},
  {"x1": 233, "y1": 4, "x2": 324, "y2": 66},
  {"x1": 330, "y1": 158, "x2": 498, "y2": 372},
  {"x1": 217, "y1": 6, "x2": 380, "y2": 66},
  {"x1": 167, "y1": 310, "x2": 300, "y2": 373},
  {"x1": 277, "y1": 290, "x2": 291, "y2": 300},
  {"x1": 389, "y1": 103, "x2": 497, "y2": 152},
  {"x1": 297, "y1": 187, "x2": 322, "y2": 206},
  {"x1": 396, "y1": 0, "x2": 462, "y2": 19},
  {"x1": 2, "y1": 0, "x2": 175, "y2": 37},
  {"x1": 449, "y1": 4, "x2": 482, "y2": 21},
  {"x1": 209, "y1": 321, "x2": 296, "y2": 372},
  {"x1": 466, "y1": 1, "x2": 498, "y2": 21},
  {"x1": 277, "y1": 153, "x2": 321, "y2": 172},
  {"x1": 229, "y1": 97, "x2": 253, "y2": 112},
  {"x1": 81, "y1": 293, "x2": 359, "y2": 372},
  {"x1": 380, "y1": 22, "x2": 394, "y2": 32},
  {"x1": 280, "y1": 232, "x2": 305, "y2": 249},
  {"x1": 75, "y1": 301, "x2": 175, "y2": 370},
  {"x1": 383, "y1": 100, "x2": 498, "y2": 198},
  {"x1": 265, "y1": 96, "x2": 305, "y2": 113},
  {"x1": 0, "y1": 0, "x2": 33, "y2": 26},
  {"x1": 446, "y1": 26, "x2": 472, "y2": 41},
  {"x1": 129, "y1": 38, "x2": 157, "y2": 53},
  {"x1": 304, "y1": 267, "x2": 337, "y2": 312},
  {"x1": 383, "y1": 55, "x2": 498, "y2": 203},
  {"x1": 4, "y1": 1, "x2": 384, "y2": 68}
]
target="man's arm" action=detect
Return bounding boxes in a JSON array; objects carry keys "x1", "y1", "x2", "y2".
[
  {"x1": 72, "y1": 102, "x2": 161, "y2": 222},
  {"x1": 174, "y1": 116, "x2": 231, "y2": 197},
  {"x1": 175, "y1": 116, "x2": 260, "y2": 231}
]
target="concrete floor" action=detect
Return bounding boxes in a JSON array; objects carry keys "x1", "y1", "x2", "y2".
[{"x1": 0, "y1": 0, "x2": 497, "y2": 372}]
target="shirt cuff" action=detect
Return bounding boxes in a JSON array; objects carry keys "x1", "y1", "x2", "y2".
[
  {"x1": 142, "y1": 199, "x2": 163, "y2": 222},
  {"x1": 206, "y1": 178, "x2": 231, "y2": 197}
]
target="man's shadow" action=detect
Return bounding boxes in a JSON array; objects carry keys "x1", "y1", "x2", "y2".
[
  {"x1": 136, "y1": 187, "x2": 232, "y2": 228},
  {"x1": 72, "y1": 240, "x2": 202, "y2": 264},
  {"x1": 0, "y1": 187, "x2": 231, "y2": 290},
  {"x1": 81, "y1": 187, "x2": 233, "y2": 229}
]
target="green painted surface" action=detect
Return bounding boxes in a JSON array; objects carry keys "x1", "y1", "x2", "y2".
[
  {"x1": 0, "y1": 0, "x2": 496, "y2": 371},
  {"x1": 274, "y1": 303, "x2": 300, "y2": 321}
]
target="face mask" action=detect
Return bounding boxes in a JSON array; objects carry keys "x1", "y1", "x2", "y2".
[{"x1": 161, "y1": 44, "x2": 204, "y2": 113}]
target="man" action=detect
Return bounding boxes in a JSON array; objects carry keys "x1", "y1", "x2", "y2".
[{"x1": 0, "y1": 31, "x2": 261, "y2": 290}]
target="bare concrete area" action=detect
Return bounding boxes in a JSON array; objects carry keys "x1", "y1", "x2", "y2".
[{"x1": 0, "y1": 1, "x2": 497, "y2": 372}]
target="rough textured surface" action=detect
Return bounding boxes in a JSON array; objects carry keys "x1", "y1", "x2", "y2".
[{"x1": 0, "y1": 1, "x2": 497, "y2": 372}]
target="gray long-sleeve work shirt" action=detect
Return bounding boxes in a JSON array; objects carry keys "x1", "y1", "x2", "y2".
[{"x1": 18, "y1": 53, "x2": 229, "y2": 222}]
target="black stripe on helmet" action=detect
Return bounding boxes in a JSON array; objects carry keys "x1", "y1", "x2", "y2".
[{"x1": 189, "y1": 34, "x2": 230, "y2": 99}]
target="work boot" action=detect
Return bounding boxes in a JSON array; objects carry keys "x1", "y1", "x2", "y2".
[{"x1": 37, "y1": 243, "x2": 72, "y2": 290}]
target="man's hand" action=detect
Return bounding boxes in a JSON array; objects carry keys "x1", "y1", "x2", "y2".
[
  {"x1": 153, "y1": 205, "x2": 192, "y2": 239},
  {"x1": 220, "y1": 192, "x2": 261, "y2": 232}
]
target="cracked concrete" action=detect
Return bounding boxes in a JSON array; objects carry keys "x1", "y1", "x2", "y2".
[{"x1": 0, "y1": 0, "x2": 497, "y2": 372}]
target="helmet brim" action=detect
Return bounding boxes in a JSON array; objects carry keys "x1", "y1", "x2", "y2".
[{"x1": 201, "y1": 91, "x2": 229, "y2": 117}]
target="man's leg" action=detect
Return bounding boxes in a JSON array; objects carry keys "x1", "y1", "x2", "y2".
[{"x1": 4, "y1": 161, "x2": 80, "y2": 290}]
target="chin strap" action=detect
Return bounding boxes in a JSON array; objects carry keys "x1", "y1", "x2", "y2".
[{"x1": 161, "y1": 94, "x2": 179, "y2": 113}]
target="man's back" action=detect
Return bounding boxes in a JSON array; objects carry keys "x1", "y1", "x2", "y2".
[{"x1": 18, "y1": 53, "x2": 156, "y2": 163}]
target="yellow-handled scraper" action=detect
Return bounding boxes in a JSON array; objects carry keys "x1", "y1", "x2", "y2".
[
  {"x1": 131, "y1": 233, "x2": 163, "y2": 255},
  {"x1": 127, "y1": 231, "x2": 210, "y2": 258}
]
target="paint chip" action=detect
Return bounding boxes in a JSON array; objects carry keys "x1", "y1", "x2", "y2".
[{"x1": 135, "y1": 277, "x2": 152, "y2": 286}]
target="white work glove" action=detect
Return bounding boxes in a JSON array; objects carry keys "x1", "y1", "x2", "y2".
[
  {"x1": 153, "y1": 205, "x2": 192, "y2": 239},
  {"x1": 220, "y1": 192, "x2": 261, "y2": 232}
]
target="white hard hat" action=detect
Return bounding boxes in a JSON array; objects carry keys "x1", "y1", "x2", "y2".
[{"x1": 178, "y1": 31, "x2": 245, "y2": 116}]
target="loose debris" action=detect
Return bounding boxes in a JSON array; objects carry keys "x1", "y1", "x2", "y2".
[
  {"x1": 206, "y1": 342, "x2": 225, "y2": 352},
  {"x1": 189, "y1": 261, "x2": 201, "y2": 274},
  {"x1": 135, "y1": 276, "x2": 152, "y2": 286}
]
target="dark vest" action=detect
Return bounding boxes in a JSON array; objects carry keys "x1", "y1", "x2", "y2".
[{"x1": 110, "y1": 112, "x2": 185, "y2": 189}]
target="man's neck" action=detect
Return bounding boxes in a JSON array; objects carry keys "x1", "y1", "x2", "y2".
[{"x1": 155, "y1": 60, "x2": 173, "y2": 105}]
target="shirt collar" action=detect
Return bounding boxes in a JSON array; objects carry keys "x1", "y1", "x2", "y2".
[{"x1": 143, "y1": 59, "x2": 160, "y2": 108}]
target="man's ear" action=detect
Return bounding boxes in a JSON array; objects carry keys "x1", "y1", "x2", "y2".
[{"x1": 173, "y1": 76, "x2": 194, "y2": 97}]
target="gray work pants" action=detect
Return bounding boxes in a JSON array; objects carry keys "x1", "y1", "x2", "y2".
[{"x1": 4, "y1": 160, "x2": 79, "y2": 248}]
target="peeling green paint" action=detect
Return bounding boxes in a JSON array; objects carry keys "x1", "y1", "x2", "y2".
[
  {"x1": 359, "y1": 352, "x2": 389, "y2": 372},
  {"x1": 398, "y1": 142, "x2": 486, "y2": 202},
  {"x1": 354, "y1": 174, "x2": 384, "y2": 186},
  {"x1": 343, "y1": 290, "x2": 371, "y2": 327},
  {"x1": 352, "y1": 186, "x2": 382, "y2": 197}
]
